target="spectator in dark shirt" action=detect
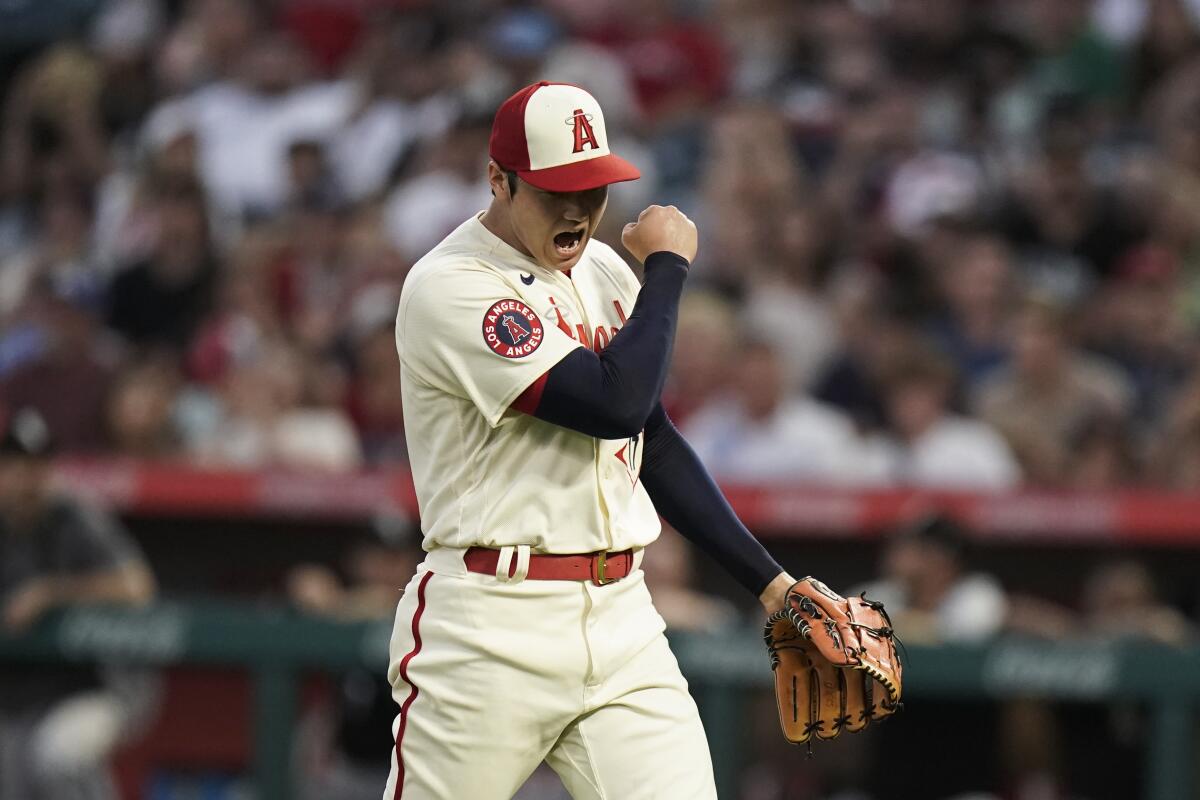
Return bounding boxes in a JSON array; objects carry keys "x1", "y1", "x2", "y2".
[
  {"x1": 0, "y1": 276, "x2": 115, "y2": 454},
  {"x1": 0, "y1": 407, "x2": 157, "y2": 800},
  {"x1": 927, "y1": 231, "x2": 1016, "y2": 387},
  {"x1": 287, "y1": 516, "x2": 419, "y2": 800},
  {"x1": 106, "y1": 178, "x2": 217, "y2": 351},
  {"x1": 995, "y1": 107, "x2": 1146, "y2": 290},
  {"x1": 1083, "y1": 245, "x2": 1192, "y2": 429}
]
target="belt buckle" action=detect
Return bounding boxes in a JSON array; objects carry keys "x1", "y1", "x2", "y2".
[{"x1": 590, "y1": 550, "x2": 617, "y2": 586}]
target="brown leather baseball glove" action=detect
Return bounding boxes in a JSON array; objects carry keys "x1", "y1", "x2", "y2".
[{"x1": 763, "y1": 577, "x2": 903, "y2": 745}]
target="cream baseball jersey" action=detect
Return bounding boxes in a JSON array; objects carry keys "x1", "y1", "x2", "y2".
[{"x1": 395, "y1": 212, "x2": 662, "y2": 553}]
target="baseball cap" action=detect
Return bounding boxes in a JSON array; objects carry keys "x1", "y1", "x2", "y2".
[{"x1": 489, "y1": 81, "x2": 640, "y2": 193}]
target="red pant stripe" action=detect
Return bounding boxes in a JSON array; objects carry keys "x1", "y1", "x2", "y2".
[{"x1": 392, "y1": 570, "x2": 433, "y2": 799}]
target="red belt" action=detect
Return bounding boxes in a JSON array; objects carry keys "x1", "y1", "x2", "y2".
[{"x1": 464, "y1": 546, "x2": 635, "y2": 586}]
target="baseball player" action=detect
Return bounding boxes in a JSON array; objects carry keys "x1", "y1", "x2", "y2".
[{"x1": 385, "y1": 81, "x2": 798, "y2": 800}]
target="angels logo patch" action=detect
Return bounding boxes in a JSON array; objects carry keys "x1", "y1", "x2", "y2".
[{"x1": 482, "y1": 299, "x2": 545, "y2": 358}]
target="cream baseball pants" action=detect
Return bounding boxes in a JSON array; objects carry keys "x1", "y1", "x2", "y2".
[{"x1": 381, "y1": 547, "x2": 717, "y2": 800}]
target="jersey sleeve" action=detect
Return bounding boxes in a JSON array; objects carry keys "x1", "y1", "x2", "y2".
[
  {"x1": 593, "y1": 240, "x2": 645, "y2": 300},
  {"x1": 397, "y1": 264, "x2": 582, "y2": 426}
]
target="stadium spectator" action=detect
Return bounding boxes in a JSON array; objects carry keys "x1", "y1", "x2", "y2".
[
  {"x1": 0, "y1": 407, "x2": 157, "y2": 800},
  {"x1": 155, "y1": 0, "x2": 263, "y2": 91},
  {"x1": 1125, "y1": 0, "x2": 1200, "y2": 101},
  {"x1": 164, "y1": 29, "x2": 348, "y2": 219},
  {"x1": 92, "y1": 110, "x2": 203, "y2": 272},
  {"x1": 1083, "y1": 245, "x2": 1192, "y2": 427},
  {"x1": 105, "y1": 356, "x2": 184, "y2": 459},
  {"x1": 741, "y1": 203, "x2": 840, "y2": 393},
  {"x1": 106, "y1": 177, "x2": 218, "y2": 351},
  {"x1": 184, "y1": 227, "x2": 287, "y2": 384},
  {"x1": 382, "y1": 113, "x2": 493, "y2": 264},
  {"x1": 325, "y1": 9, "x2": 457, "y2": 204},
  {"x1": 1148, "y1": 170, "x2": 1200, "y2": 330},
  {"x1": 287, "y1": 515, "x2": 419, "y2": 800},
  {"x1": 864, "y1": 348, "x2": 1022, "y2": 489},
  {"x1": 696, "y1": 103, "x2": 811, "y2": 291},
  {"x1": 1081, "y1": 559, "x2": 1192, "y2": 645},
  {"x1": 926, "y1": 230, "x2": 1017, "y2": 387},
  {"x1": 1064, "y1": 411, "x2": 1141, "y2": 489},
  {"x1": 344, "y1": 318, "x2": 407, "y2": 466},
  {"x1": 0, "y1": 278, "x2": 116, "y2": 454},
  {"x1": 274, "y1": 199, "x2": 350, "y2": 351},
  {"x1": 1146, "y1": 54, "x2": 1200, "y2": 228},
  {"x1": 1017, "y1": 0, "x2": 1125, "y2": 110},
  {"x1": 812, "y1": 269, "x2": 914, "y2": 432},
  {"x1": 994, "y1": 105, "x2": 1146, "y2": 294},
  {"x1": 285, "y1": 139, "x2": 344, "y2": 212},
  {"x1": 682, "y1": 337, "x2": 869, "y2": 485},
  {"x1": 661, "y1": 291, "x2": 738, "y2": 426},
  {"x1": 1152, "y1": 369, "x2": 1200, "y2": 489},
  {"x1": 1, "y1": 45, "x2": 111, "y2": 202},
  {"x1": 0, "y1": 180, "x2": 102, "y2": 322},
  {"x1": 974, "y1": 296, "x2": 1131, "y2": 484},
  {"x1": 188, "y1": 340, "x2": 360, "y2": 471},
  {"x1": 856, "y1": 512, "x2": 1010, "y2": 644}
]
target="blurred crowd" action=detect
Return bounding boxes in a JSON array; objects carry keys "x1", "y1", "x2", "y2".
[
  {"x1": 6, "y1": 0, "x2": 1200, "y2": 798},
  {"x1": 3, "y1": 0, "x2": 1200, "y2": 488}
]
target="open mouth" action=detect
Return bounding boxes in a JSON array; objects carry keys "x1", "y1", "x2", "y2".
[{"x1": 553, "y1": 229, "x2": 585, "y2": 259}]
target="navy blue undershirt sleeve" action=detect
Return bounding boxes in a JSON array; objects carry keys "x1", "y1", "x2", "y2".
[
  {"x1": 531, "y1": 251, "x2": 688, "y2": 439},
  {"x1": 640, "y1": 403, "x2": 785, "y2": 596}
]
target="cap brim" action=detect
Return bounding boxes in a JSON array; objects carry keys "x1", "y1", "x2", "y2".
[{"x1": 518, "y1": 153, "x2": 640, "y2": 193}]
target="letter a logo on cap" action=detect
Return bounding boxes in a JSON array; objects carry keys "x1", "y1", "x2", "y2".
[
  {"x1": 569, "y1": 108, "x2": 599, "y2": 154},
  {"x1": 488, "y1": 81, "x2": 641, "y2": 193}
]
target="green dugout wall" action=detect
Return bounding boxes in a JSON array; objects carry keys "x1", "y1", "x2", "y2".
[{"x1": 1, "y1": 604, "x2": 1197, "y2": 799}]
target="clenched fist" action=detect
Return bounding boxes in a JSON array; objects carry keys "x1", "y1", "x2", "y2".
[{"x1": 621, "y1": 205, "x2": 698, "y2": 264}]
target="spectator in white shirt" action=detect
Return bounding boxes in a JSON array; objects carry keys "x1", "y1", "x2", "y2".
[
  {"x1": 865, "y1": 348, "x2": 1021, "y2": 489},
  {"x1": 855, "y1": 512, "x2": 1009, "y2": 644},
  {"x1": 383, "y1": 115, "x2": 493, "y2": 263},
  {"x1": 160, "y1": 33, "x2": 351, "y2": 219},
  {"x1": 681, "y1": 337, "x2": 869, "y2": 484},
  {"x1": 326, "y1": 11, "x2": 458, "y2": 203}
]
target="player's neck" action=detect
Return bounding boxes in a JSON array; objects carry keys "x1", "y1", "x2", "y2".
[{"x1": 480, "y1": 202, "x2": 533, "y2": 262}]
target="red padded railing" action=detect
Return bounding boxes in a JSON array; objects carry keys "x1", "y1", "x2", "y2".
[{"x1": 52, "y1": 460, "x2": 1200, "y2": 545}]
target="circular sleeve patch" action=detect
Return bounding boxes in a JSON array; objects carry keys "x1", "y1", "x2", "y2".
[{"x1": 482, "y1": 299, "x2": 545, "y2": 359}]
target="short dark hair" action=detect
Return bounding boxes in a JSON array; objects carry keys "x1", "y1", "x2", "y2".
[
  {"x1": 897, "y1": 512, "x2": 970, "y2": 563},
  {"x1": 489, "y1": 169, "x2": 519, "y2": 199}
]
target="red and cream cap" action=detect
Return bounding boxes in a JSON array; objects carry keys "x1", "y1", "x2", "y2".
[{"x1": 489, "y1": 81, "x2": 640, "y2": 193}]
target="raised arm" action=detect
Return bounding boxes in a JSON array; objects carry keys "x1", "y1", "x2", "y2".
[{"x1": 514, "y1": 206, "x2": 696, "y2": 438}]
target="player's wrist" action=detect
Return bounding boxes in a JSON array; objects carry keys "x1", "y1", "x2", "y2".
[
  {"x1": 643, "y1": 251, "x2": 690, "y2": 273},
  {"x1": 758, "y1": 571, "x2": 796, "y2": 615}
]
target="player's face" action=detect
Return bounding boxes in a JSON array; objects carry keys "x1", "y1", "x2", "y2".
[
  {"x1": 510, "y1": 180, "x2": 609, "y2": 271},
  {"x1": 0, "y1": 456, "x2": 50, "y2": 513}
]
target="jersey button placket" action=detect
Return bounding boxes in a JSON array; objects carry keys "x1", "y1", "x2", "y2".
[
  {"x1": 581, "y1": 582, "x2": 604, "y2": 692},
  {"x1": 556, "y1": 270, "x2": 619, "y2": 554}
]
